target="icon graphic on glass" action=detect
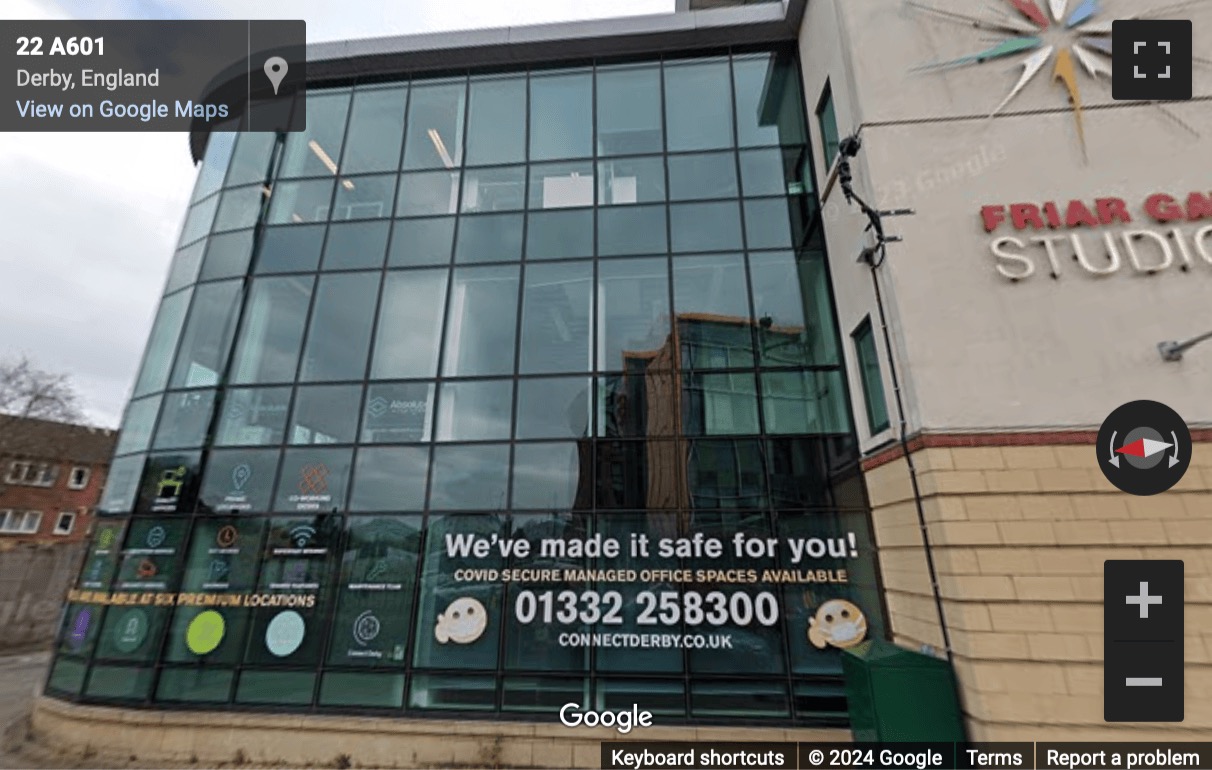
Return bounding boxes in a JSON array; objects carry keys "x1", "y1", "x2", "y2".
[{"x1": 264, "y1": 56, "x2": 289, "y2": 95}]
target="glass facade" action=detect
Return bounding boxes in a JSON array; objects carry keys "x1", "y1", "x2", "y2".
[{"x1": 52, "y1": 48, "x2": 882, "y2": 725}]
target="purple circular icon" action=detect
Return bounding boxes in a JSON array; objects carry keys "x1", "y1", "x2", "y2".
[{"x1": 69, "y1": 607, "x2": 92, "y2": 650}]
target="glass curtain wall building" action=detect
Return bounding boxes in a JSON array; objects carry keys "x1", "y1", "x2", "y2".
[{"x1": 48, "y1": 46, "x2": 884, "y2": 724}]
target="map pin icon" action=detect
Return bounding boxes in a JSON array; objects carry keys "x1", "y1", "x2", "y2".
[
  {"x1": 232, "y1": 463, "x2": 251, "y2": 491},
  {"x1": 264, "y1": 56, "x2": 288, "y2": 95}
]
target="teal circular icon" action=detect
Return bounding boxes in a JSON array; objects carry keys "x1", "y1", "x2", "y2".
[{"x1": 113, "y1": 608, "x2": 148, "y2": 653}]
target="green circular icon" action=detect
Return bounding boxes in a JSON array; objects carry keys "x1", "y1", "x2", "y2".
[
  {"x1": 186, "y1": 610, "x2": 226, "y2": 655},
  {"x1": 113, "y1": 608, "x2": 148, "y2": 653}
]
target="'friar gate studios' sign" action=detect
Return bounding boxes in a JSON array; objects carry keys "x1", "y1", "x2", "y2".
[{"x1": 982, "y1": 192, "x2": 1212, "y2": 281}]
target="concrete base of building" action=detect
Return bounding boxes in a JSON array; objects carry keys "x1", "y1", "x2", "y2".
[{"x1": 29, "y1": 695, "x2": 847, "y2": 768}]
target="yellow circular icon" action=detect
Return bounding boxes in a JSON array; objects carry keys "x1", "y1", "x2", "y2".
[{"x1": 186, "y1": 610, "x2": 226, "y2": 655}]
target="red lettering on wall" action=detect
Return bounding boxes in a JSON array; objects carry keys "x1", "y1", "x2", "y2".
[
  {"x1": 1145, "y1": 193, "x2": 1183, "y2": 222},
  {"x1": 1042, "y1": 201, "x2": 1062, "y2": 228},
  {"x1": 1095, "y1": 198, "x2": 1131, "y2": 226},
  {"x1": 1010, "y1": 203, "x2": 1045, "y2": 230},
  {"x1": 981, "y1": 205, "x2": 1007, "y2": 233},
  {"x1": 1185, "y1": 192, "x2": 1212, "y2": 222},
  {"x1": 1065, "y1": 200, "x2": 1099, "y2": 227}
]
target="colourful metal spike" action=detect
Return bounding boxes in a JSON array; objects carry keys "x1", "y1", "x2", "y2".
[
  {"x1": 912, "y1": 36, "x2": 1043, "y2": 71},
  {"x1": 1066, "y1": 0, "x2": 1099, "y2": 28},
  {"x1": 1053, "y1": 48, "x2": 1086, "y2": 153},
  {"x1": 1073, "y1": 43, "x2": 1113, "y2": 79},
  {"x1": 1081, "y1": 37, "x2": 1113, "y2": 55},
  {"x1": 905, "y1": 1, "x2": 1043, "y2": 35},
  {"x1": 1006, "y1": 0, "x2": 1050, "y2": 29},
  {"x1": 991, "y1": 46, "x2": 1055, "y2": 116},
  {"x1": 1049, "y1": 0, "x2": 1068, "y2": 22}
]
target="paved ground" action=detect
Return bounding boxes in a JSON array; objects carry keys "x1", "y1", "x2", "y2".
[{"x1": 0, "y1": 650, "x2": 51, "y2": 769}]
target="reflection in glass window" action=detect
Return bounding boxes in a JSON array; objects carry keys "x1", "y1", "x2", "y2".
[
  {"x1": 169, "y1": 280, "x2": 242, "y2": 389},
  {"x1": 266, "y1": 179, "x2": 335, "y2": 225},
  {"x1": 595, "y1": 441, "x2": 683, "y2": 510},
  {"x1": 349, "y1": 449, "x2": 428, "y2": 511},
  {"x1": 277, "y1": 91, "x2": 352, "y2": 179},
  {"x1": 362, "y1": 383, "x2": 434, "y2": 443},
  {"x1": 200, "y1": 230, "x2": 254, "y2": 281},
  {"x1": 442, "y1": 266, "x2": 519, "y2": 376},
  {"x1": 192, "y1": 131, "x2": 235, "y2": 203},
  {"x1": 530, "y1": 71, "x2": 592, "y2": 161},
  {"x1": 664, "y1": 58, "x2": 735, "y2": 152},
  {"x1": 597, "y1": 205, "x2": 667, "y2": 257},
  {"x1": 852, "y1": 318, "x2": 889, "y2": 434},
  {"x1": 454, "y1": 214, "x2": 524, "y2": 264},
  {"x1": 597, "y1": 370, "x2": 678, "y2": 438},
  {"x1": 667, "y1": 153, "x2": 738, "y2": 201},
  {"x1": 597, "y1": 64, "x2": 663, "y2": 156},
  {"x1": 428, "y1": 445, "x2": 509, "y2": 510},
  {"x1": 322, "y1": 221, "x2": 390, "y2": 271},
  {"x1": 529, "y1": 161, "x2": 593, "y2": 209},
  {"x1": 371, "y1": 270, "x2": 448, "y2": 379},
  {"x1": 768, "y1": 438, "x2": 849, "y2": 509},
  {"x1": 526, "y1": 210, "x2": 593, "y2": 260},
  {"x1": 466, "y1": 77, "x2": 526, "y2": 166},
  {"x1": 734, "y1": 53, "x2": 806, "y2": 148},
  {"x1": 178, "y1": 195, "x2": 218, "y2": 247},
  {"x1": 163, "y1": 241, "x2": 205, "y2": 295},
  {"x1": 198, "y1": 448, "x2": 279, "y2": 513},
  {"x1": 298, "y1": 272, "x2": 379, "y2": 382},
  {"x1": 673, "y1": 254, "x2": 754, "y2": 369},
  {"x1": 397, "y1": 170, "x2": 460, "y2": 217},
  {"x1": 226, "y1": 131, "x2": 276, "y2": 187},
  {"x1": 403, "y1": 80, "x2": 466, "y2": 170},
  {"x1": 597, "y1": 157, "x2": 665, "y2": 206},
  {"x1": 133, "y1": 289, "x2": 191, "y2": 397},
  {"x1": 215, "y1": 387, "x2": 291, "y2": 446},
  {"x1": 682, "y1": 372, "x2": 760, "y2": 436},
  {"x1": 230, "y1": 276, "x2": 314, "y2": 384},
  {"x1": 114, "y1": 396, "x2": 162, "y2": 456},
  {"x1": 436, "y1": 380, "x2": 513, "y2": 441},
  {"x1": 597, "y1": 258, "x2": 670, "y2": 372},
  {"x1": 341, "y1": 87, "x2": 408, "y2": 174},
  {"x1": 152, "y1": 390, "x2": 216, "y2": 449},
  {"x1": 743, "y1": 198, "x2": 797, "y2": 250},
  {"x1": 670, "y1": 201, "x2": 743, "y2": 253},
  {"x1": 749, "y1": 251, "x2": 838, "y2": 367},
  {"x1": 461, "y1": 166, "x2": 525, "y2": 213},
  {"x1": 98, "y1": 454, "x2": 144, "y2": 513},
  {"x1": 817, "y1": 82, "x2": 840, "y2": 170},
  {"x1": 273, "y1": 449, "x2": 353, "y2": 513},
  {"x1": 511, "y1": 443, "x2": 587, "y2": 509},
  {"x1": 388, "y1": 217, "x2": 454, "y2": 266},
  {"x1": 739, "y1": 147, "x2": 800, "y2": 198},
  {"x1": 290, "y1": 384, "x2": 362, "y2": 444},
  {"x1": 332, "y1": 174, "x2": 394, "y2": 220},
  {"x1": 515, "y1": 377, "x2": 591, "y2": 439},
  {"x1": 519, "y1": 261, "x2": 592, "y2": 374},
  {"x1": 254, "y1": 225, "x2": 325, "y2": 274},
  {"x1": 213, "y1": 185, "x2": 265, "y2": 233},
  {"x1": 686, "y1": 439, "x2": 767, "y2": 509}
]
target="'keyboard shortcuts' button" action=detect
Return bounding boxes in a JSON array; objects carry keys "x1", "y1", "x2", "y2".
[{"x1": 1104, "y1": 560, "x2": 1183, "y2": 722}]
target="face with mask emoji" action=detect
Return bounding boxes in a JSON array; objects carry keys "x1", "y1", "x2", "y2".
[
  {"x1": 434, "y1": 597, "x2": 488, "y2": 644},
  {"x1": 807, "y1": 598, "x2": 867, "y2": 650}
]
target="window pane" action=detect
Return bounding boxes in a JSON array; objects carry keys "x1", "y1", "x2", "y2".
[
  {"x1": 454, "y1": 213, "x2": 523, "y2": 264},
  {"x1": 598, "y1": 370, "x2": 677, "y2": 438},
  {"x1": 673, "y1": 254, "x2": 754, "y2": 369},
  {"x1": 388, "y1": 217, "x2": 454, "y2": 266},
  {"x1": 322, "y1": 221, "x2": 389, "y2": 270},
  {"x1": 198, "y1": 448, "x2": 279, "y2": 513},
  {"x1": 152, "y1": 390, "x2": 216, "y2": 449},
  {"x1": 362, "y1": 382, "x2": 434, "y2": 443},
  {"x1": 598, "y1": 257, "x2": 670, "y2": 372},
  {"x1": 749, "y1": 250, "x2": 838, "y2": 367},
  {"x1": 428, "y1": 446, "x2": 509, "y2": 510},
  {"x1": 665, "y1": 58, "x2": 734, "y2": 152},
  {"x1": 817, "y1": 83, "x2": 840, "y2": 170},
  {"x1": 686, "y1": 438, "x2": 767, "y2": 509},
  {"x1": 230, "y1": 275, "x2": 314, "y2": 384},
  {"x1": 739, "y1": 147, "x2": 803, "y2": 198},
  {"x1": 597, "y1": 205, "x2": 667, "y2": 257},
  {"x1": 342, "y1": 87, "x2": 407, "y2": 173},
  {"x1": 436, "y1": 380, "x2": 513, "y2": 441},
  {"x1": 403, "y1": 80, "x2": 466, "y2": 170},
  {"x1": 133, "y1": 451, "x2": 201, "y2": 514},
  {"x1": 519, "y1": 261, "x2": 593, "y2": 374},
  {"x1": 227, "y1": 132, "x2": 276, "y2": 187},
  {"x1": 266, "y1": 179, "x2": 335, "y2": 225},
  {"x1": 597, "y1": 64, "x2": 662, "y2": 156},
  {"x1": 236, "y1": 671, "x2": 316, "y2": 705},
  {"x1": 157, "y1": 669, "x2": 235, "y2": 702},
  {"x1": 529, "y1": 161, "x2": 594, "y2": 209},
  {"x1": 114, "y1": 396, "x2": 162, "y2": 456},
  {"x1": 761, "y1": 370, "x2": 851, "y2": 435},
  {"x1": 213, "y1": 185, "x2": 264, "y2": 233},
  {"x1": 515, "y1": 377, "x2": 591, "y2": 439},
  {"x1": 99, "y1": 455, "x2": 144, "y2": 513},
  {"x1": 215, "y1": 387, "x2": 291, "y2": 446},
  {"x1": 597, "y1": 156, "x2": 665, "y2": 205},
  {"x1": 133, "y1": 290, "x2": 191, "y2": 396},
  {"x1": 332, "y1": 174, "x2": 394, "y2": 221},
  {"x1": 734, "y1": 53, "x2": 806, "y2": 147},
  {"x1": 298, "y1": 272, "x2": 379, "y2": 382},
  {"x1": 396, "y1": 170, "x2": 460, "y2": 216},
  {"x1": 349, "y1": 448, "x2": 429, "y2": 511},
  {"x1": 192, "y1": 131, "x2": 235, "y2": 203},
  {"x1": 466, "y1": 76, "x2": 526, "y2": 166},
  {"x1": 178, "y1": 196, "x2": 218, "y2": 247},
  {"x1": 511, "y1": 443, "x2": 587, "y2": 509},
  {"x1": 595, "y1": 442, "x2": 682, "y2": 510},
  {"x1": 670, "y1": 201, "x2": 743, "y2": 253},
  {"x1": 667, "y1": 152, "x2": 737, "y2": 201},
  {"x1": 530, "y1": 71, "x2": 592, "y2": 161},
  {"x1": 169, "y1": 280, "x2": 242, "y2": 389},
  {"x1": 682, "y1": 372, "x2": 759, "y2": 436},
  {"x1": 461, "y1": 166, "x2": 525, "y2": 213},
  {"x1": 853, "y1": 320, "x2": 889, "y2": 433},
  {"x1": 277, "y1": 91, "x2": 351, "y2": 178},
  {"x1": 200, "y1": 230, "x2": 254, "y2": 281},
  {"x1": 254, "y1": 225, "x2": 325, "y2": 274},
  {"x1": 526, "y1": 210, "x2": 593, "y2": 260},
  {"x1": 164, "y1": 241, "x2": 204, "y2": 295},
  {"x1": 744, "y1": 198, "x2": 797, "y2": 250},
  {"x1": 290, "y1": 384, "x2": 362, "y2": 444},
  {"x1": 442, "y1": 265, "x2": 519, "y2": 377},
  {"x1": 273, "y1": 449, "x2": 352, "y2": 512},
  {"x1": 371, "y1": 269, "x2": 448, "y2": 379}
]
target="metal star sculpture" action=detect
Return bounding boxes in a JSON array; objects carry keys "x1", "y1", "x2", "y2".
[{"x1": 908, "y1": 0, "x2": 1203, "y2": 155}]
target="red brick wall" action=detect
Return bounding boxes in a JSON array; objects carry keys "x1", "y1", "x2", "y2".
[{"x1": 0, "y1": 461, "x2": 107, "y2": 544}]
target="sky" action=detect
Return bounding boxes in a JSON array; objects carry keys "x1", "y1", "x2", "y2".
[{"x1": 0, "y1": 0, "x2": 672, "y2": 429}]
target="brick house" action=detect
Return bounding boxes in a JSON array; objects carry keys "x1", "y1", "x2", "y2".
[{"x1": 0, "y1": 416, "x2": 116, "y2": 544}]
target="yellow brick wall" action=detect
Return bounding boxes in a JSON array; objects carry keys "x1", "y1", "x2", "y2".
[{"x1": 865, "y1": 440, "x2": 1212, "y2": 741}]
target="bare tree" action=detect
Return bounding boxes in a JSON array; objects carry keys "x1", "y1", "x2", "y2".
[{"x1": 0, "y1": 355, "x2": 84, "y2": 423}]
